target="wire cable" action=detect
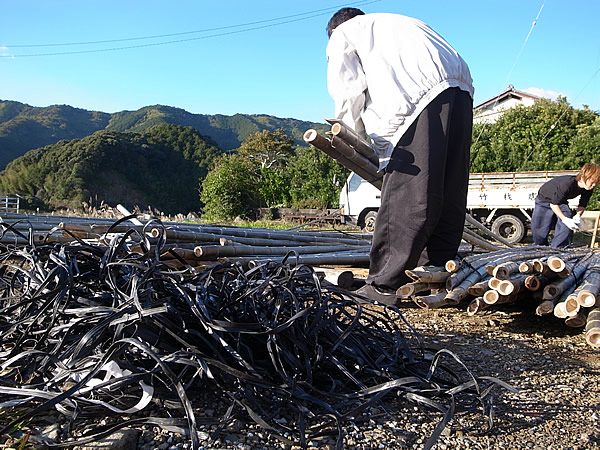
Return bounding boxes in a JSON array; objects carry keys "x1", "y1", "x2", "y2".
[
  {"x1": 1, "y1": 0, "x2": 380, "y2": 57},
  {"x1": 472, "y1": 2, "x2": 545, "y2": 147}
]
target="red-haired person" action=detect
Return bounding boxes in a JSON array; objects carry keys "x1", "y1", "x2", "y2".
[{"x1": 531, "y1": 163, "x2": 600, "y2": 248}]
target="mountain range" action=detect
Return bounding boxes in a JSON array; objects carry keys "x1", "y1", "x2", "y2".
[{"x1": 0, "y1": 100, "x2": 328, "y2": 169}]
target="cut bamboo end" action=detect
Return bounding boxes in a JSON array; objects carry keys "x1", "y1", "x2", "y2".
[
  {"x1": 543, "y1": 285, "x2": 561, "y2": 300},
  {"x1": 519, "y1": 261, "x2": 534, "y2": 274},
  {"x1": 303, "y1": 129, "x2": 319, "y2": 143},
  {"x1": 554, "y1": 301, "x2": 568, "y2": 319},
  {"x1": 547, "y1": 256, "x2": 566, "y2": 272},
  {"x1": 525, "y1": 275, "x2": 541, "y2": 291},
  {"x1": 497, "y1": 280, "x2": 515, "y2": 296},
  {"x1": 412, "y1": 292, "x2": 453, "y2": 309},
  {"x1": 396, "y1": 281, "x2": 441, "y2": 298},
  {"x1": 445, "y1": 259, "x2": 460, "y2": 273},
  {"x1": 467, "y1": 297, "x2": 489, "y2": 316},
  {"x1": 577, "y1": 291, "x2": 598, "y2": 308},
  {"x1": 585, "y1": 319, "x2": 600, "y2": 347},
  {"x1": 564, "y1": 295, "x2": 581, "y2": 316},
  {"x1": 483, "y1": 290, "x2": 500, "y2": 304},
  {"x1": 488, "y1": 277, "x2": 501, "y2": 290},
  {"x1": 565, "y1": 312, "x2": 587, "y2": 328},
  {"x1": 536, "y1": 300, "x2": 555, "y2": 316}
]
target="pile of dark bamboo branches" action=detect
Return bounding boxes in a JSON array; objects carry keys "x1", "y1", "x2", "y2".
[
  {"x1": 0, "y1": 216, "x2": 512, "y2": 449},
  {"x1": 398, "y1": 246, "x2": 600, "y2": 347}
]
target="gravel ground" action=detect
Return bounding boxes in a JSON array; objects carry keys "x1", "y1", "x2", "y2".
[
  {"x1": 128, "y1": 299, "x2": 600, "y2": 450},
  {"x1": 10, "y1": 279, "x2": 600, "y2": 450}
]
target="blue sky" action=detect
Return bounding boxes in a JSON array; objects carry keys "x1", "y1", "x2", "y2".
[{"x1": 2, "y1": 0, "x2": 599, "y2": 124}]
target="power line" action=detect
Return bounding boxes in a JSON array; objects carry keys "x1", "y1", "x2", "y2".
[
  {"x1": 472, "y1": 2, "x2": 545, "y2": 147},
  {"x1": 1, "y1": 0, "x2": 380, "y2": 57}
]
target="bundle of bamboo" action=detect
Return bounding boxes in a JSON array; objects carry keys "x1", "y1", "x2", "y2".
[
  {"x1": 399, "y1": 246, "x2": 600, "y2": 347},
  {"x1": 0, "y1": 212, "x2": 372, "y2": 269},
  {"x1": 304, "y1": 122, "x2": 512, "y2": 251}
]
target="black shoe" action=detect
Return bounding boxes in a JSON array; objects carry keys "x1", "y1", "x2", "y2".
[{"x1": 354, "y1": 284, "x2": 399, "y2": 306}]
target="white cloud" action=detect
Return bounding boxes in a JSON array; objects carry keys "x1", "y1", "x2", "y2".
[{"x1": 522, "y1": 87, "x2": 565, "y2": 101}]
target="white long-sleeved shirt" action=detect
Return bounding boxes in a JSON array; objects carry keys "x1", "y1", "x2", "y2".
[{"x1": 326, "y1": 13, "x2": 474, "y2": 170}]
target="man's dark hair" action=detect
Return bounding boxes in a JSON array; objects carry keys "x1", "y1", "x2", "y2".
[{"x1": 327, "y1": 7, "x2": 365, "y2": 37}]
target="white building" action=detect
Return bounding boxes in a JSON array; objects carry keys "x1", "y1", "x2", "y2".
[{"x1": 473, "y1": 85, "x2": 540, "y2": 124}]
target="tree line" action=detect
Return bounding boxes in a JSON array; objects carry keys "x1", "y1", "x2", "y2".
[{"x1": 0, "y1": 97, "x2": 598, "y2": 217}]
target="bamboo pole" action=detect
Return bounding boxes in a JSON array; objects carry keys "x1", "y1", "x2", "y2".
[
  {"x1": 405, "y1": 266, "x2": 450, "y2": 283},
  {"x1": 493, "y1": 261, "x2": 521, "y2": 280},
  {"x1": 467, "y1": 278, "x2": 492, "y2": 297},
  {"x1": 483, "y1": 290, "x2": 517, "y2": 305},
  {"x1": 524, "y1": 274, "x2": 549, "y2": 291},
  {"x1": 497, "y1": 275, "x2": 527, "y2": 296},
  {"x1": 396, "y1": 281, "x2": 444, "y2": 298},
  {"x1": 412, "y1": 291, "x2": 455, "y2": 309},
  {"x1": 585, "y1": 308, "x2": 600, "y2": 347},
  {"x1": 303, "y1": 129, "x2": 383, "y2": 189},
  {"x1": 565, "y1": 312, "x2": 587, "y2": 328},
  {"x1": 464, "y1": 213, "x2": 515, "y2": 248},
  {"x1": 467, "y1": 297, "x2": 490, "y2": 315},
  {"x1": 329, "y1": 121, "x2": 379, "y2": 166},
  {"x1": 576, "y1": 272, "x2": 600, "y2": 307},
  {"x1": 193, "y1": 244, "x2": 370, "y2": 259}
]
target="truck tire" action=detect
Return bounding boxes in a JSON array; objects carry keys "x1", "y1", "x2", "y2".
[
  {"x1": 363, "y1": 211, "x2": 377, "y2": 234},
  {"x1": 491, "y1": 214, "x2": 525, "y2": 244}
]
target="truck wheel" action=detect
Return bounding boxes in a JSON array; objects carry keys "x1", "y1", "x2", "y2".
[
  {"x1": 363, "y1": 211, "x2": 377, "y2": 234},
  {"x1": 491, "y1": 214, "x2": 525, "y2": 244}
]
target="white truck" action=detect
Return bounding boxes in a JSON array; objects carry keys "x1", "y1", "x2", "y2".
[{"x1": 339, "y1": 170, "x2": 580, "y2": 244}]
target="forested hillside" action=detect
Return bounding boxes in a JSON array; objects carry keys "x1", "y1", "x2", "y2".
[
  {"x1": 0, "y1": 100, "x2": 328, "y2": 169},
  {"x1": 0, "y1": 101, "x2": 110, "y2": 169},
  {"x1": 0, "y1": 124, "x2": 222, "y2": 214}
]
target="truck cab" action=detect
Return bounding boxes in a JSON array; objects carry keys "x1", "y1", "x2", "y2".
[{"x1": 339, "y1": 170, "x2": 580, "y2": 243}]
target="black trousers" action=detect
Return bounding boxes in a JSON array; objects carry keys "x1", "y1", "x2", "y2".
[{"x1": 367, "y1": 87, "x2": 473, "y2": 290}]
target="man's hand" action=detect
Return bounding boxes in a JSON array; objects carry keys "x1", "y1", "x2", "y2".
[
  {"x1": 561, "y1": 217, "x2": 580, "y2": 231},
  {"x1": 573, "y1": 214, "x2": 582, "y2": 226}
]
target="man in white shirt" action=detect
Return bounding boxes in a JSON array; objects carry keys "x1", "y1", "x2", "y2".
[{"x1": 326, "y1": 8, "x2": 474, "y2": 304}]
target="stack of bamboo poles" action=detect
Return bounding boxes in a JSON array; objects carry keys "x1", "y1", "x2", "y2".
[
  {"x1": 0, "y1": 213, "x2": 372, "y2": 270},
  {"x1": 304, "y1": 121, "x2": 513, "y2": 251},
  {"x1": 397, "y1": 246, "x2": 600, "y2": 347}
]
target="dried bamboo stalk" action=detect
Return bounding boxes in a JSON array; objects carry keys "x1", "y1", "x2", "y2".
[
  {"x1": 565, "y1": 312, "x2": 587, "y2": 328},
  {"x1": 524, "y1": 274, "x2": 549, "y2": 291},
  {"x1": 464, "y1": 213, "x2": 515, "y2": 248},
  {"x1": 576, "y1": 272, "x2": 600, "y2": 307},
  {"x1": 412, "y1": 291, "x2": 456, "y2": 309},
  {"x1": 467, "y1": 278, "x2": 492, "y2": 297},
  {"x1": 330, "y1": 121, "x2": 379, "y2": 166},
  {"x1": 585, "y1": 308, "x2": 600, "y2": 347},
  {"x1": 497, "y1": 275, "x2": 527, "y2": 296},
  {"x1": 493, "y1": 261, "x2": 521, "y2": 280},
  {"x1": 564, "y1": 294, "x2": 581, "y2": 316},
  {"x1": 405, "y1": 266, "x2": 450, "y2": 283},
  {"x1": 483, "y1": 290, "x2": 517, "y2": 305},
  {"x1": 303, "y1": 129, "x2": 383, "y2": 189},
  {"x1": 467, "y1": 297, "x2": 490, "y2": 315},
  {"x1": 396, "y1": 281, "x2": 444, "y2": 298}
]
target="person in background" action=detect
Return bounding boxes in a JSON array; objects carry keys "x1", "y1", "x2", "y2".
[
  {"x1": 531, "y1": 162, "x2": 600, "y2": 248},
  {"x1": 326, "y1": 8, "x2": 474, "y2": 304}
]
